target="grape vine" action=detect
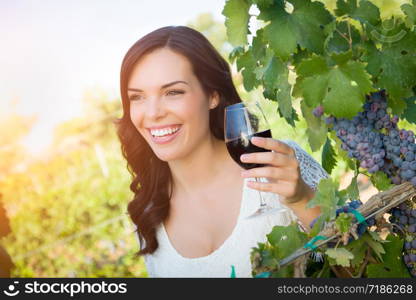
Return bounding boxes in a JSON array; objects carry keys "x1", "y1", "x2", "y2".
[{"x1": 223, "y1": 0, "x2": 416, "y2": 278}]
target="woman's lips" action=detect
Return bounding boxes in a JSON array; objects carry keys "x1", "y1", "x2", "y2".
[{"x1": 149, "y1": 125, "x2": 182, "y2": 145}]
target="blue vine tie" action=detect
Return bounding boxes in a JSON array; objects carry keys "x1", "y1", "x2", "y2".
[
  {"x1": 347, "y1": 208, "x2": 366, "y2": 224},
  {"x1": 303, "y1": 235, "x2": 328, "y2": 250}
]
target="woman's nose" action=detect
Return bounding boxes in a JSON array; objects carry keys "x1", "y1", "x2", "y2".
[{"x1": 146, "y1": 97, "x2": 166, "y2": 120}]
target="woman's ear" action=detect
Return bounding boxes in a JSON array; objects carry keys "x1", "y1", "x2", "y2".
[{"x1": 209, "y1": 91, "x2": 220, "y2": 110}]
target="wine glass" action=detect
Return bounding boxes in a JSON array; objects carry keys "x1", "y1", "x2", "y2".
[{"x1": 224, "y1": 101, "x2": 287, "y2": 218}]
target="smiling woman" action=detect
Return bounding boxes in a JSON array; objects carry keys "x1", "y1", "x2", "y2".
[
  {"x1": 115, "y1": 26, "x2": 327, "y2": 277},
  {"x1": 127, "y1": 47, "x2": 226, "y2": 162}
]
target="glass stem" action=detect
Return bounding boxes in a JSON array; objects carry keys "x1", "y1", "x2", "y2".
[{"x1": 255, "y1": 177, "x2": 266, "y2": 208}]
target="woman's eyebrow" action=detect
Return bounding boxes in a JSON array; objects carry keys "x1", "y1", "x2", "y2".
[{"x1": 127, "y1": 80, "x2": 188, "y2": 92}]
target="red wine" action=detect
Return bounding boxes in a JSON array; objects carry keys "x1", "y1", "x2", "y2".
[{"x1": 226, "y1": 129, "x2": 272, "y2": 170}]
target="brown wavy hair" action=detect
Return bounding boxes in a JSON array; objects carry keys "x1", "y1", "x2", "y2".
[{"x1": 116, "y1": 26, "x2": 242, "y2": 256}]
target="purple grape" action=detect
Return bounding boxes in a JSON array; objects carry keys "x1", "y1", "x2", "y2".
[
  {"x1": 399, "y1": 215, "x2": 409, "y2": 225},
  {"x1": 405, "y1": 242, "x2": 412, "y2": 250},
  {"x1": 368, "y1": 165, "x2": 379, "y2": 173},
  {"x1": 366, "y1": 218, "x2": 376, "y2": 226},
  {"x1": 405, "y1": 254, "x2": 410, "y2": 264},
  {"x1": 405, "y1": 151, "x2": 415, "y2": 161},
  {"x1": 399, "y1": 203, "x2": 408, "y2": 210},
  {"x1": 357, "y1": 224, "x2": 367, "y2": 235},
  {"x1": 313, "y1": 105, "x2": 324, "y2": 118},
  {"x1": 392, "y1": 176, "x2": 401, "y2": 185},
  {"x1": 393, "y1": 209, "x2": 402, "y2": 218},
  {"x1": 309, "y1": 216, "x2": 320, "y2": 228}
]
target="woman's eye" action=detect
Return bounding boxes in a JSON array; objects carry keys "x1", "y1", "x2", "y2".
[
  {"x1": 129, "y1": 94, "x2": 143, "y2": 101},
  {"x1": 167, "y1": 90, "x2": 184, "y2": 96}
]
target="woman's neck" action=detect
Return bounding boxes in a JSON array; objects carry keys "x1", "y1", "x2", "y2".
[{"x1": 168, "y1": 134, "x2": 237, "y2": 198}]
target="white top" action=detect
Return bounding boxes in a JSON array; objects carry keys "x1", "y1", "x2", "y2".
[{"x1": 135, "y1": 140, "x2": 329, "y2": 278}]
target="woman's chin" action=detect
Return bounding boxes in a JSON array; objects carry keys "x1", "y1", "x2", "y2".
[{"x1": 153, "y1": 151, "x2": 181, "y2": 162}]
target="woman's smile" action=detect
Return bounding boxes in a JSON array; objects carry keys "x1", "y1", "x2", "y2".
[{"x1": 147, "y1": 124, "x2": 183, "y2": 145}]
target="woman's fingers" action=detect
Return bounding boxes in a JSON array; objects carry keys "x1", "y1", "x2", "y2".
[
  {"x1": 246, "y1": 179, "x2": 298, "y2": 197},
  {"x1": 251, "y1": 137, "x2": 295, "y2": 156},
  {"x1": 240, "y1": 151, "x2": 298, "y2": 168},
  {"x1": 241, "y1": 166, "x2": 299, "y2": 181}
]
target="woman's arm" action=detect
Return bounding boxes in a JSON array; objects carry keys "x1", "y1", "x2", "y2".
[{"x1": 279, "y1": 178, "x2": 321, "y2": 230}]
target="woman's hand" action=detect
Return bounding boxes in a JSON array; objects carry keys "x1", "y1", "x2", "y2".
[{"x1": 239, "y1": 136, "x2": 314, "y2": 206}]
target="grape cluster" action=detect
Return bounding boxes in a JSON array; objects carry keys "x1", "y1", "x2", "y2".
[
  {"x1": 314, "y1": 91, "x2": 416, "y2": 276},
  {"x1": 324, "y1": 90, "x2": 416, "y2": 186},
  {"x1": 389, "y1": 201, "x2": 416, "y2": 277}
]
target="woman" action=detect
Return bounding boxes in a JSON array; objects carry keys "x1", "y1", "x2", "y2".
[{"x1": 116, "y1": 26, "x2": 328, "y2": 277}]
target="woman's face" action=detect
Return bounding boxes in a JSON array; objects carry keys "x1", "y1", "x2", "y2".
[{"x1": 127, "y1": 48, "x2": 219, "y2": 162}]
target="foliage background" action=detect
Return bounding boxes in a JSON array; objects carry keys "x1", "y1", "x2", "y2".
[{"x1": 1, "y1": 0, "x2": 412, "y2": 277}]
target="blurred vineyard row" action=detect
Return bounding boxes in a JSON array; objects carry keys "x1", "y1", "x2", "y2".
[{"x1": 0, "y1": 90, "x2": 150, "y2": 277}]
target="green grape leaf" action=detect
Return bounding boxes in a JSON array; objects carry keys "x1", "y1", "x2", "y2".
[
  {"x1": 266, "y1": 222, "x2": 308, "y2": 259},
  {"x1": 366, "y1": 234, "x2": 411, "y2": 278},
  {"x1": 335, "y1": 0, "x2": 380, "y2": 26},
  {"x1": 254, "y1": 49, "x2": 285, "y2": 91},
  {"x1": 370, "y1": 171, "x2": 393, "y2": 191},
  {"x1": 256, "y1": 49, "x2": 295, "y2": 125},
  {"x1": 367, "y1": 230, "x2": 385, "y2": 243},
  {"x1": 335, "y1": 189, "x2": 348, "y2": 207},
  {"x1": 229, "y1": 46, "x2": 245, "y2": 63},
  {"x1": 251, "y1": 29, "x2": 266, "y2": 60},
  {"x1": 292, "y1": 56, "x2": 328, "y2": 107},
  {"x1": 297, "y1": 75, "x2": 328, "y2": 108},
  {"x1": 222, "y1": 0, "x2": 251, "y2": 47},
  {"x1": 301, "y1": 101, "x2": 328, "y2": 152},
  {"x1": 277, "y1": 106, "x2": 299, "y2": 127},
  {"x1": 307, "y1": 178, "x2": 339, "y2": 221},
  {"x1": 344, "y1": 237, "x2": 367, "y2": 267},
  {"x1": 236, "y1": 50, "x2": 259, "y2": 91},
  {"x1": 309, "y1": 215, "x2": 326, "y2": 238},
  {"x1": 324, "y1": 21, "x2": 362, "y2": 54},
  {"x1": 364, "y1": 29, "x2": 416, "y2": 115},
  {"x1": 401, "y1": 2, "x2": 416, "y2": 28},
  {"x1": 296, "y1": 55, "x2": 372, "y2": 118},
  {"x1": 276, "y1": 84, "x2": 294, "y2": 124},
  {"x1": 260, "y1": 0, "x2": 333, "y2": 60},
  {"x1": 252, "y1": 242, "x2": 280, "y2": 269},
  {"x1": 325, "y1": 247, "x2": 354, "y2": 267},
  {"x1": 252, "y1": 0, "x2": 274, "y2": 8},
  {"x1": 292, "y1": 46, "x2": 311, "y2": 67},
  {"x1": 329, "y1": 130, "x2": 351, "y2": 165},
  {"x1": 361, "y1": 232, "x2": 385, "y2": 261},
  {"x1": 271, "y1": 265, "x2": 294, "y2": 278},
  {"x1": 346, "y1": 175, "x2": 359, "y2": 200},
  {"x1": 322, "y1": 137, "x2": 337, "y2": 175},
  {"x1": 335, "y1": 212, "x2": 353, "y2": 233},
  {"x1": 322, "y1": 60, "x2": 372, "y2": 118},
  {"x1": 403, "y1": 96, "x2": 416, "y2": 124},
  {"x1": 329, "y1": 50, "x2": 354, "y2": 66}
]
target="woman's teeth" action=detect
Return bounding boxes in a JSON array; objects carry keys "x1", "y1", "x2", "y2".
[{"x1": 150, "y1": 126, "x2": 180, "y2": 137}]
